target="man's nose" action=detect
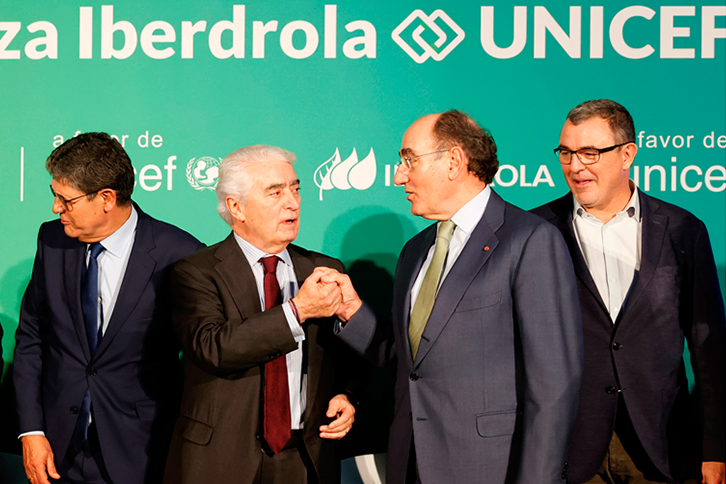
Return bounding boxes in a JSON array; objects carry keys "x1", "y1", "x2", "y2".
[
  {"x1": 393, "y1": 165, "x2": 407, "y2": 186},
  {"x1": 52, "y1": 196, "x2": 65, "y2": 214}
]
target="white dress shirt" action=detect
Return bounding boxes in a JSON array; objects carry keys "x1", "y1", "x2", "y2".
[
  {"x1": 410, "y1": 186, "x2": 491, "y2": 311},
  {"x1": 572, "y1": 183, "x2": 642, "y2": 322},
  {"x1": 233, "y1": 233, "x2": 307, "y2": 430}
]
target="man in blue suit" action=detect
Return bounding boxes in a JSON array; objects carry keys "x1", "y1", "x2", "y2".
[
  {"x1": 14, "y1": 133, "x2": 203, "y2": 484},
  {"x1": 532, "y1": 100, "x2": 725, "y2": 484},
  {"x1": 326, "y1": 110, "x2": 585, "y2": 483}
]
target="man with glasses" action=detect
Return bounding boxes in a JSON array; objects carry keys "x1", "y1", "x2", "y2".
[
  {"x1": 326, "y1": 110, "x2": 584, "y2": 483},
  {"x1": 532, "y1": 99, "x2": 726, "y2": 484},
  {"x1": 14, "y1": 132, "x2": 203, "y2": 484}
]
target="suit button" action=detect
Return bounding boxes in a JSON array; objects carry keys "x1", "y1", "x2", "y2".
[
  {"x1": 255, "y1": 434, "x2": 261, "y2": 441},
  {"x1": 70, "y1": 406, "x2": 79, "y2": 414},
  {"x1": 605, "y1": 386, "x2": 617, "y2": 394},
  {"x1": 87, "y1": 368, "x2": 97, "y2": 376},
  {"x1": 272, "y1": 351, "x2": 282, "y2": 359},
  {"x1": 612, "y1": 342, "x2": 622, "y2": 350},
  {"x1": 409, "y1": 373, "x2": 419, "y2": 381}
]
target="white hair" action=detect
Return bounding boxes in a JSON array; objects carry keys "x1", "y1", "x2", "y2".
[{"x1": 216, "y1": 144, "x2": 297, "y2": 226}]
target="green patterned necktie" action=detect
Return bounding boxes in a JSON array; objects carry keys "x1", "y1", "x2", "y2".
[{"x1": 409, "y1": 220, "x2": 456, "y2": 359}]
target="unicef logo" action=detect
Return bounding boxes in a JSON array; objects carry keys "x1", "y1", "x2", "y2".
[
  {"x1": 186, "y1": 156, "x2": 222, "y2": 190},
  {"x1": 314, "y1": 148, "x2": 376, "y2": 201}
]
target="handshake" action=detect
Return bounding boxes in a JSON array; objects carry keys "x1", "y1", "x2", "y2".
[{"x1": 291, "y1": 267, "x2": 363, "y2": 323}]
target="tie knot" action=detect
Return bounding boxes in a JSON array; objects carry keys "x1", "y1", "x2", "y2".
[
  {"x1": 89, "y1": 242, "x2": 105, "y2": 260},
  {"x1": 437, "y1": 220, "x2": 456, "y2": 242},
  {"x1": 261, "y1": 256, "x2": 279, "y2": 275}
]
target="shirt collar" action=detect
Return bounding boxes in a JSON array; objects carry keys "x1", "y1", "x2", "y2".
[
  {"x1": 233, "y1": 232, "x2": 293, "y2": 268},
  {"x1": 93, "y1": 205, "x2": 138, "y2": 256},
  {"x1": 573, "y1": 180, "x2": 641, "y2": 222},
  {"x1": 449, "y1": 185, "x2": 491, "y2": 235}
]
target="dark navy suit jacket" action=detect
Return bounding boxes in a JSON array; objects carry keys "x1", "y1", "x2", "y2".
[
  {"x1": 339, "y1": 190, "x2": 585, "y2": 484},
  {"x1": 14, "y1": 204, "x2": 203, "y2": 484},
  {"x1": 532, "y1": 192, "x2": 726, "y2": 482}
]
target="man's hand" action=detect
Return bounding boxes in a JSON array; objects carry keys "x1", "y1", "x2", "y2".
[
  {"x1": 319, "y1": 394, "x2": 355, "y2": 440},
  {"x1": 702, "y1": 461, "x2": 725, "y2": 484},
  {"x1": 292, "y1": 267, "x2": 342, "y2": 322},
  {"x1": 21, "y1": 435, "x2": 60, "y2": 484},
  {"x1": 319, "y1": 270, "x2": 362, "y2": 323}
]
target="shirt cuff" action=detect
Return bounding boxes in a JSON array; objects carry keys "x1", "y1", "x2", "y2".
[
  {"x1": 283, "y1": 302, "x2": 305, "y2": 342},
  {"x1": 19, "y1": 431, "x2": 45, "y2": 439}
]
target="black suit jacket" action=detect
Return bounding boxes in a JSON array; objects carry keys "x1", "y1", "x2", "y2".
[
  {"x1": 14, "y1": 204, "x2": 203, "y2": 484},
  {"x1": 532, "y1": 192, "x2": 726, "y2": 482},
  {"x1": 163, "y1": 235, "x2": 362, "y2": 484}
]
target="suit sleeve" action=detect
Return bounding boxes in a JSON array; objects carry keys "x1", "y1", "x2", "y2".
[
  {"x1": 13, "y1": 226, "x2": 50, "y2": 434},
  {"x1": 171, "y1": 258, "x2": 299, "y2": 377},
  {"x1": 687, "y1": 222, "x2": 726, "y2": 462},
  {"x1": 511, "y1": 222, "x2": 585, "y2": 484}
]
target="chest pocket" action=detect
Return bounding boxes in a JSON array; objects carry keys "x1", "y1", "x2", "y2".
[{"x1": 455, "y1": 291, "x2": 502, "y2": 312}]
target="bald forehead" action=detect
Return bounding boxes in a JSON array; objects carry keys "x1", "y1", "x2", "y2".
[{"x1": 401, "y1": 114, "x2": 441, "y2": 155}]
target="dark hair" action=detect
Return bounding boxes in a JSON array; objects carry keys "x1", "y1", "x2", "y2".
[
  {"x1": 567, "y1": 99, "x2": 635, "y2": 144},
  {"x1": 46, "y1": 132, "x2": 135, "y2": 206},
  {"x1": 431, "y1": 110, "x2": 499, "y2": 184}
]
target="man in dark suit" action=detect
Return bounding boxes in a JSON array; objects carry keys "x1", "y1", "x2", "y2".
[
  {"x1": 14, "y1": 132, "x2": 203, "y2": 484},
  {"x1": 325, "y1": 110, "x2": 584, "y2": 483},
  {"x1": 163, "y1": 145, "x2": 361, "y2": 484},
  {"x1": 531, "y1": 99, "x2": 726, "y2": 484}
]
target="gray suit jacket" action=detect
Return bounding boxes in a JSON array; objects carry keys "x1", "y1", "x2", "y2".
[{"x1": 338, "y1": 190, "x2": 584, "y2": 484}]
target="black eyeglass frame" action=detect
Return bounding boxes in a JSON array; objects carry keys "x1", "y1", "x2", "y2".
[
  {"x1": 554, "y1": 141, "x2": 633, "y2": 165},
  {"x1": 49, "y1": 185, "x2": 99, "y2": 211}
]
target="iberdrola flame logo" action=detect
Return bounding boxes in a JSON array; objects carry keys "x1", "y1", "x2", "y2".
[{"x1": 313, "y1": 148, "x2": 377, "y2": 201}]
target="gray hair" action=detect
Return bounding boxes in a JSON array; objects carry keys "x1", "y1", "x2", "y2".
[
  {"x1": 216, "y1": 144, "x2": 297, "y2": 226},
  {"x1": 566, "y1": 99, "x2": 635, "y2": 144}
]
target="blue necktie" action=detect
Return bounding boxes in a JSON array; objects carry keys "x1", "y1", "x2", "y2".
[
  {"x1": 72, "y1": 242, "x2": 105, "y2": 450},
  {"x1": 82, "y1": 242, "x2": 105, "y2": 355}
]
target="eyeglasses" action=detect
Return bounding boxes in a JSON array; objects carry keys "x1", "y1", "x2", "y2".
[
  {"x1": 397, "y1": 149, "x2": 450, "y2": 170},
  {"x1": 50, "y1": 185, "x2": 97, "y2": 211},
  {"x1": 554, "y1": 142, "x2": 633, "y2": 165}
]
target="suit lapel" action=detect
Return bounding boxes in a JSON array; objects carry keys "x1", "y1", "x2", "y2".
[
  {"x1": 618, "y1": 192, "x2": 667, "y2": 314},
  {"x1": 413, "y1": 191, "x2": 503, "y2": 367},
  {"x1": 65, "y1": 241, "x2": 92, "y2": 361},
  {"x1": 95, "y1": 207, "x2": 157, "y2": 359},
  {"x1": 214, "y1": 234, "x2": 262, "y2": 318},
  {"x1": 546, "y1": 195, "x2": 608, "y2": 314}
]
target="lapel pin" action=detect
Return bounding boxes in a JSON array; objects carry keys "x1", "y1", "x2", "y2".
[{"x1": 484, "y1": 246, "x2": 490, "y2": 251}]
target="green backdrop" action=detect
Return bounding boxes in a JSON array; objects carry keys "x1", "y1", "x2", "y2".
[{"x1": 1, "y1": 0, "x2": 725, "y2": 473}]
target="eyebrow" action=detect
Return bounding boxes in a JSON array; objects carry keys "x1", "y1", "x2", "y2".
[{"x1": 264, "y1": 179, "x2": 300, "y2": 192}]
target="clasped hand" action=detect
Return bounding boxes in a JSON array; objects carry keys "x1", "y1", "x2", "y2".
[{"x1": 292, "y1": 267, "x2": 361, "y2": 323}]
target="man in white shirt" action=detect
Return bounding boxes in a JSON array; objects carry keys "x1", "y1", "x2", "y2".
[
  {"x1": 163, "y1": 145, "x2": 363, "y2": 484},
  {"x1": 14, "y1": 132, "x2": 203, "y2": 484},
  {"x1": 326, "y1": 110, "x2": 584, "y2": 484},
  {"x1": 532, "y1": 99, "x2": 726, "y2": 484}
]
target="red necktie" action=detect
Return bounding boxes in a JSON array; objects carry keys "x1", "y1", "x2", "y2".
[{"x1": 261, "y1": 256, "x2": 291, "y2": 454}]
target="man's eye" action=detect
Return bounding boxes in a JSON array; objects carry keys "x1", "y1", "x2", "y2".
[{"x1": 580, "y1": 150, "x2": 599, "y2": 159}]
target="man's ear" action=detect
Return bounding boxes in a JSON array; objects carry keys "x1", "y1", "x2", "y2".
[
  {"x1": 448, "y1": 147, "x2": 467, "y2": 181},
  {"x1": 622, "y1": 142, "x2": 638, "y2": 170},
  {"x1": 226, "y1": 197, "x2": 245, "y2": 222},
  {"x1": 99, "y1": 189, "x2": 117, "y2": 213}
]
